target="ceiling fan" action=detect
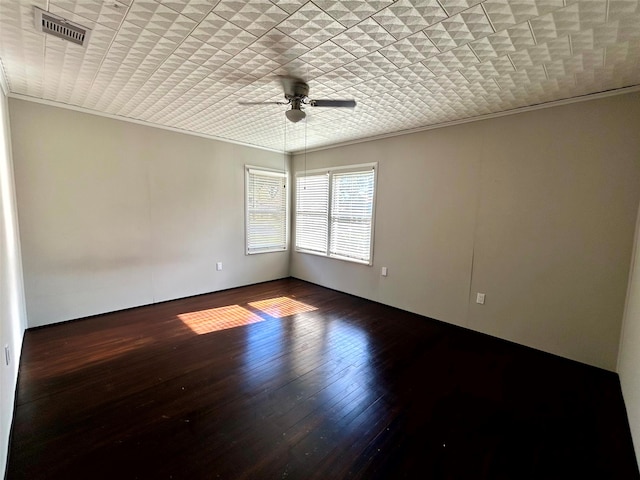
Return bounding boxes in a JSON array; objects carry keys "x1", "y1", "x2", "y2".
[{"x1": 239, "y1": 76, "x2": 356, "y2": 123}]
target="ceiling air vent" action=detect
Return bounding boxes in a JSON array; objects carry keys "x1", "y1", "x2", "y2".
[{"x1": 33, "y1": 6, "x2": 91, "y2": 47}]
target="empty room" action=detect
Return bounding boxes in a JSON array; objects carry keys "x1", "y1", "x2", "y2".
[{"x1": 1, "y1": 0, "x2": 640, "y2": 478}]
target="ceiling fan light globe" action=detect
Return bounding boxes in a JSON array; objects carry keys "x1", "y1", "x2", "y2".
[{"x1": 286, "y1": 108, "x2": 306, "y2": 123}]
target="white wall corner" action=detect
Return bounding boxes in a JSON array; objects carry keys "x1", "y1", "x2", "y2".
[
  {"x1": 0, "y1": 81, "x2": 28, "y2": 479},
  {"x1": 618, "y1": 202, "x2": 640, "y2": 372},
  {"x1": 617, "y1": 198, "x2": 640, "y2": 470}
]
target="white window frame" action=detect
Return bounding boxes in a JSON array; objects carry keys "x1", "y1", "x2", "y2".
[
  {"x1": 245, "y1": 165, "x2": 289, "y2": 255},
  {"x1": 295, "y1": 162, "x2": 377, "y2": 265}
]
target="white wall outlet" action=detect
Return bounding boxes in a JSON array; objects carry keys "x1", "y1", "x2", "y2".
[
  {"x1": 216, "y1": 262, "x2": 223, "y2": 271},
  {"x1": 476, "y1": 293, "x2": 486, "y2": 305},
  {"x1": 4, "y1": 345, "x2": 9, "y2": 366},
  {"x1": 381, "y1": 267, "x2": 388, "y2": 277}
]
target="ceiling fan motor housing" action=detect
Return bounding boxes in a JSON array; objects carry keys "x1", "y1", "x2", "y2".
[{"x1": 285, "y1": 80, "x2": 309, "y2": 100}]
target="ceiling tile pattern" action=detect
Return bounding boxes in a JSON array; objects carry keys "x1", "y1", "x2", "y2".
[
  {"x1": 213, "y1": 0, "x2": 288, "y2": 36},
  {"x1": 0, "y1": 0, "x2": 639, "y2": 152},
  {"x1": 332, "y1": 17, "x2": 397, "y2": 57},
  {"x1": 315, "y1": 0, "x2": 394, "y2": 28},
  {"x1": 276, "y1": 2, "x2": 346, "y2": 48},
  {"x1": 372, "y1": 0, "x2": 448, "y2": 39}
]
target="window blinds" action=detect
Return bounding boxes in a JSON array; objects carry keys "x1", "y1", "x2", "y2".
[
  {"x1": 295, "y1": 173, "x2": 329, "y2": 253},
  {"x1": 246, "y1": 168, "x2": 287, "y2": 254},
  {"x1": 330, "y1": 169, "x2": 375, "y2": 262},
  {"x1": 295, "y1": 165, "x2": 376, "y2": 264}
]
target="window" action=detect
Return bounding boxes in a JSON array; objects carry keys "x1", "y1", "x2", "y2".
[
  {"x1": 296, "y1": 163, "x2": 376, "y2": 265},
  {"x1": 245, "y1": 166, "x2": 288, "y2": 254}
]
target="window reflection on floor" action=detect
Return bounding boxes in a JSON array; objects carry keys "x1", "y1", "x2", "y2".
[
  {"x1": 242, "y1": 317, "x2": 286, "y2": 388},
  {"x1": 178, "y1": 305, "x2": 264, "y2": 334},
  {"x1": 241, "y1": 297, "x2": 320, "y2": 389},
  {"x1": 248, "y1": 296, "x2": 317, "y2": 318},
  {"x1": 286, "y1": 315, "x2": 327, "y2": 377},
  {"x1": 320, "y1": 319, "x2": 375, "y2": 424},
  {"x1": 241, "y1": 306, "x2": 376, "y2": 433}
]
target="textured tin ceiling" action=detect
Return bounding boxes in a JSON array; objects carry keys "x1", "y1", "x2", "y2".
[{"x1": 0, "y1": 0, "x2": 639, "y2": 152}]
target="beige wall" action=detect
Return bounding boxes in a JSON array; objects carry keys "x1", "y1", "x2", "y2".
[
  {"x1": 9, "y1": 99, "x2": 290, "y2": 327},
  {"x1": 0, "y1": 90, "x2": 27, "y2": 477},
  {"x1": 291, "y1": 93, "x2": 640, "y2": 371},
  {"x1": 619, "y1": 205, "x2": 640, "y2": 465},
  {"x1": 7, "y1": 93, "x2": 640, "y2": 367}
]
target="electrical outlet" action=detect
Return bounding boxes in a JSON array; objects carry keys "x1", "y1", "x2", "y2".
[
  {"x1": 216, "y1": 262, "x2": 223, "y2": 271},
  {"x1": 381, "y1": 267, "x2": 388, "y2": 277},
  {"x1": 4, "y1": 345, "x2": 9, "y2": 366},
  {"x1": 476, "y1": 293, "x2": 486, "y2": 305}
]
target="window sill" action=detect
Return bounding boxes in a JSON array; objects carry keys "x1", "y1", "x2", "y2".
[{"x1": 294, "y1": 248, "x2": 372, "y2": 266}]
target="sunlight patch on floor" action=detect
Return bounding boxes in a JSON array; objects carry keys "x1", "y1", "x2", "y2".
[
  {"x1": 248, "y1": 296, "x2": 317, "y2": 318},
  {"x1": 178, "y1": 305, "x2": 264, "y2": 334}
]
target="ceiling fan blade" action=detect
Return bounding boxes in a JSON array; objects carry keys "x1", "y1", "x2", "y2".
[
  {"x1": 279, "y1": 76, "x2": 295, "y2": 97},
  {"x1": 310, "y1": 99, "x2": 356, "y2": 108},
  {"x1": 279, "y1": 75, "x2": 307, "y2": 98},
  {"x1": 238, "y1": 101, "x2": 288, "y2": 105}
]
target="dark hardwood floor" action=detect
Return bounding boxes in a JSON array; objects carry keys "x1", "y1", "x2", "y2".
[{"x1": 7, "y1": 278, "x2": 639, "y2": 479}]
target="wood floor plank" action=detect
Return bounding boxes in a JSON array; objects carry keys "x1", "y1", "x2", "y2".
[{"x1": 7, "y1": 278, "x2": 639, "y2": 479}]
